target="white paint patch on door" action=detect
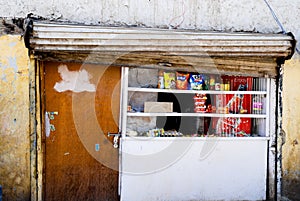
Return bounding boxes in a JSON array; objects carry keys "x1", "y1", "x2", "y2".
[
  {"x1": 54, "y1": 64, "x2": 96, "y2": 92},
  {"x1": 45, "y1": 111, "x2": 51, "y2": 137}
]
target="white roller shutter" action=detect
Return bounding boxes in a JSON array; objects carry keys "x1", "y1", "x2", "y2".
[{"x1": 28, "y1": 21, "x2": 295, "y2": 77}]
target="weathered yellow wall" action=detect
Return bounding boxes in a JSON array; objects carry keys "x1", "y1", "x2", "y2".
[
  {"x1": 0, "y1": 35, "x2": 30, "y2": 200},
  {"x1": 282, "y1": 55, "x2": 300, "y2": 201}
]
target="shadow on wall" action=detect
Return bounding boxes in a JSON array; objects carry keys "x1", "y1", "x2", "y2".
[{"x1": 282, "y1": 172, "x2": 300, "y2": 200}]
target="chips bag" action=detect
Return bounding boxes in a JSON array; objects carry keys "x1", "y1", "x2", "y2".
[
  {"x1": 176, "y1": 72, "x2": 190, "y2": 90},
  {"x1": 189, "y1": 74, "x2": 205, "y2": 90},
  {"x1": 164, "y1": 72, "x2": 176, "y2": 89}
]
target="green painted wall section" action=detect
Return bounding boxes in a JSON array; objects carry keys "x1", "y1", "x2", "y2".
[{"x1": 0, "y1": 35, "x2": 31, "y2": 200}]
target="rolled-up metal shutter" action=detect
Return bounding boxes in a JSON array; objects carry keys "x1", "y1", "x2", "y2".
[{"x1": 28, "y1": 21, "x2": 295, "y2": 77}]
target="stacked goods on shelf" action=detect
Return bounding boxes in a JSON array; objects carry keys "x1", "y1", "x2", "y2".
[
  {"x1": 213, "y1": 76, "x2": 253, "y2": 137},
  {"x1": 160, "y1": 130, "x2": 183, "y2": 137},
  {"x1": 153, "y1": 70, "x2": 266, "y2": 137},
  {"x1": 176, "y1": 72, "x2": 190, "y2": 90},
  {"x1": 146, "y1": 128, "x2": 184, "y2": 137},
  {"x1": 193, "y1": 94, "x2": 207, "y2": 113},
  {"x1": 159, "y1": 70, "x2": 210, "y2": 90},
  {"x1": 157, "y1": 70, "x2": 230, "y2": 91},
  {"x1": 193, "y1": 94, "x2": 214, "y2": 113}
]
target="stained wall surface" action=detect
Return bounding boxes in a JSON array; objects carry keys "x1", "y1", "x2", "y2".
[
  {"x1": 0, "y1": 35, "x2": 31, "y2": 200},
  {"x1": 282, "y1": 55, "x2": 300, "y2": 201},
  {"x1": 0, "y1": 0, "x2": 299, "y2": 34}
]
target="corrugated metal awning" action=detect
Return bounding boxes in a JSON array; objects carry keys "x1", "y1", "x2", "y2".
[{"x1": 28, "y1": 21, "x2": 295, "y2": 77}]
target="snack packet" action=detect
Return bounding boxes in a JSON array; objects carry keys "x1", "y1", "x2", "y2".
[
  {"x1": 189, "y1": 74, "x2": 205, "y2": 90},
  {"x1": 164, "y1": 72, "x2": 176, "y2": 89},
  {"x1": 176, "y1": 72, "x2": 190, "y2": 90}
]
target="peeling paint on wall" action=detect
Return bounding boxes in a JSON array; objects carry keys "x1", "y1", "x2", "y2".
[
  {"x1": 282, "y1": 58, "x2": 300, "y2": 201},
  {"x1": 0, "y1": 35, "x2": 30, "y2": 200},
  {"x1": 0, "y1": 18, "x2": 24, "y2": 34},
  {"x1": 54, "y1": 64, "x2": 96, "y2": 93}
]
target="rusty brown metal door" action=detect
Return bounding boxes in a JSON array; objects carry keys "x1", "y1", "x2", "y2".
[{"x1": 42, "y1": 61, "x2": 120, "y2": 201}]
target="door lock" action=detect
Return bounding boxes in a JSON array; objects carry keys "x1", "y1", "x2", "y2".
[{"x1": 107, "y1": 132, "x2": 121, "y2": 148}]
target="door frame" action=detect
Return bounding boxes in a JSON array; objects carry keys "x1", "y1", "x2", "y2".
[
  {"x1": 28, "y1": 59, "x2": 44, "y2": 201},
  {"x1": 31, "y1": 60, "x2": 123, "y2": 201}
]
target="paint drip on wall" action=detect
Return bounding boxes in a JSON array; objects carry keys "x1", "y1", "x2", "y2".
[{"x1": 54, "y1": 64, "x2": 96, "y2": 92}]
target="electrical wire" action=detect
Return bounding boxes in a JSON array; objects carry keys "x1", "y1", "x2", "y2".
[
  {"x1": 168, "y1": 0, "x2": 186, "y2": 29},
  {"x1": 263, "y1": 0, "x2": 285, "y2": 34},
  {"x1": 263, "y1": 0, "x2": 300, "y2": 55}
]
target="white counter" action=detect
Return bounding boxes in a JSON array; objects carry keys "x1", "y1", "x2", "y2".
[{"x1": 120, "y1": 137, "x2": 268, "y2": 201}]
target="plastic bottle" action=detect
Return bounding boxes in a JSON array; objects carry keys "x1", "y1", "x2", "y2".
[
  {"x1": 209, "y1": 75, "x2": 215, "y2": 90},
  {"x1": 224, "y1": 78, "x2": 230, "y2": 91},
  {"x1": 215, "y1": 76, "x2": 221, "y2": 90},
  {"x1": 157, "y1": 70, "x2": 164, "y2": 89}
]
